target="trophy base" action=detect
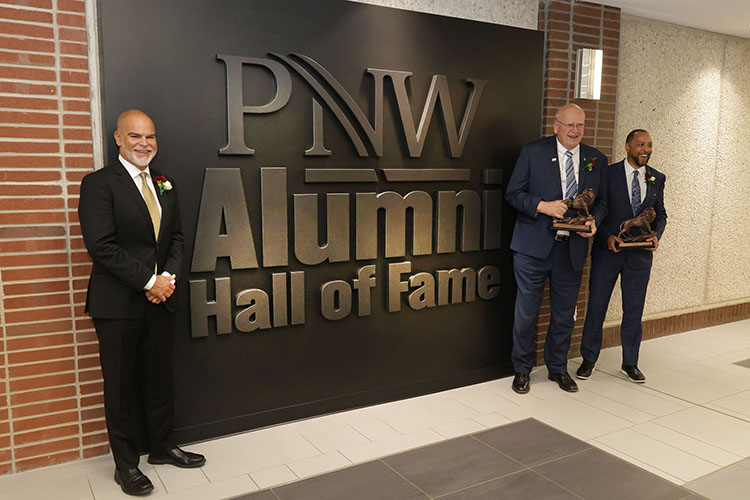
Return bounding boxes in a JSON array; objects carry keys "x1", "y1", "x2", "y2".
[
  {"x1": 550, "y1": 221, "x2": 592, "y2": 233},
  {"x1": 617, "y1": 240, "x2": 655, "y2": 250},
  {"x1": 617, "y1": 231, "x2": 656, "y2": 250}
]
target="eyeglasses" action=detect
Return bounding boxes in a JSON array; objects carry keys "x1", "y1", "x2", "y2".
[{"x1": 555, "y1": 120, "x2": 584, "y2": 130}]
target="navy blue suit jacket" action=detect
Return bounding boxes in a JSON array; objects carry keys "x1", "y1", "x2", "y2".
[
  {"x1": 593, "y1": 160, "x2": 667, "y2": 268},
  {"x1": 506, "y1": 136, "x2": 608, "y2": 271}
]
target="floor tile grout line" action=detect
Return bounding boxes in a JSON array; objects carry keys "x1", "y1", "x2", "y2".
[
  {"x1": 445, "y1": 388, "x2": 520, "y2": 415},
  {"x1": 577, "y1": 361, "x2": 750, "y2": 427},
  {"x1": 467, "y1": 433, "x2": 535, "y2": 469},
  {"x1": 345, "y1": 408, "x2": 403, "y2": 440},
  {"x1": 618, "y1": 421, "x2": 744, "y2": 469},
  {"x1": 588, "y1": 437, "x2": 692, "y2": 484},
  {"x1": 86, "y1": 472, "x2": 96, "y2": 500},
  {"x1": 649, "y1": 362, "x2": 750, "y2": 396},
  {"x1": 379, "y1": 458, "x2": 435, "y2": 499},
  {"x1": 529, "y1": 447, "x2": 695, "y2": 500},
  {"x1": 681, "y1": 459, "x2": 750, "y2": 488},
  {"x1": 268, "y1": 486, "x2": 282, "y2": 500},
  {"x1": 573, "y1": 366, "x2": 750, "y2": 470},
  {"x1": 565, "y1": 366, "x2": 690, "y2": 410},
  {"x1": 287, "y1": 423, "x2": 328, "y2": 457},
  {"x1": 521, "y1": 468, "x2": 588, "y2": 500}
]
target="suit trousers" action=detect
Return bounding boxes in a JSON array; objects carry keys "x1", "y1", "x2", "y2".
[
  {"x1": 581, "y1": 253, "x2": 651, "y2": 366},
  {"x1": 94, "y1": 303, "x2": 175, "y2": 470},
  {"x1": 511, "y1": 240, "x2": 583, "y2": 374}
]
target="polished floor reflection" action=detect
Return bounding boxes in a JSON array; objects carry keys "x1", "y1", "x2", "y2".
[{"x1": 0, "y1": 320, "x2": 748, "y2": 499}]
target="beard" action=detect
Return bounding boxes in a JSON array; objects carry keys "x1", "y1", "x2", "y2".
[
  {"x1": 629, "y1": 153, "x2": 648, "y2": 167},
  {"x1": 125, "y1": 149, "x2": 156, "y2": 168}
]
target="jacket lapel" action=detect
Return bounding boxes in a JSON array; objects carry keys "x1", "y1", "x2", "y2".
[
  {"x1": 153, "y1": 173, "x2": 169, "y2": 242},
  {"x1": 614, "y1": 160, "x2": 629, "y2": 206},
  {"x1": 546, "y1": 137, "x2": 563, "y2": 198},
  {"x1": 577, "y1": 147, "x2": 589, "y2": 193},
  {"x1": 114, "y1": 163, "x2": 158, "y2": 242},
  {"x1": 639, "y1": 166, "x2": 657, "y2": 210}
]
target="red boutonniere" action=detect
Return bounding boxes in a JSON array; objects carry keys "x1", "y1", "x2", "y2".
[
  {"x1": 645, "y1": 172, "x2": 656, "y2": 188},
  {"x1": 583, "y1": 157, "x2": 596, "y2": 171},
  {"x1": 152, "y1": 176, "x2": 173, "y2": 195}
]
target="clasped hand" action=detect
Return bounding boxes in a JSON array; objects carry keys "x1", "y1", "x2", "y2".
[{"x1": 145, "y1": 274, "x2": 176, "y2": 304}]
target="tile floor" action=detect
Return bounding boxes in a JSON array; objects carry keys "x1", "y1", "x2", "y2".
[
  {"x1": 0, "y1": 320, "x2": 748, "y2": 499},
  {"x1": 237, "y1": 419, "x2": 704, "y2": 500},
  {"x1": 236, "y1": 419, "x2": 701, "y2": 499}
]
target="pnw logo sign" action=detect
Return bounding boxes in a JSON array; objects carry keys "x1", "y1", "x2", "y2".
[
  {"x1": 188, "y1": 52, "x2": 502, "y2": 338},
  {"x1": 216, "y1": 53, "x2": 488, "y2": 158}
]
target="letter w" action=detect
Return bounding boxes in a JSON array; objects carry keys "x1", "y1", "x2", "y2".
[{"x1": 371, "y1": 70, "x2": 487, "y2": 158}]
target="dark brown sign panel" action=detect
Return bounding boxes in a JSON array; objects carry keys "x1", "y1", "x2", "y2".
[{"x1": 99, "y1": 0, "x2": 543, "y2": 442}]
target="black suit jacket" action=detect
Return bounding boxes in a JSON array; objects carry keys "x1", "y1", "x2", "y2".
[
  {"x1": 593, "y1": 160, "x2": 667, "y2": 268},
  {"x1": 78, "y1": 163, "x2": 184, "y2": 318},
  {"x1": 505, "y1": 135, "x2": 608, "y2": 271}
]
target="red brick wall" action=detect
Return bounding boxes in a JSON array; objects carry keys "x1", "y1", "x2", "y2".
[
  {"x1": 0, "y1": 0, "x2": 105, "y2": 474},
  {"x1": 533, "y1": 0, "x2": 621, "y2": 364}
]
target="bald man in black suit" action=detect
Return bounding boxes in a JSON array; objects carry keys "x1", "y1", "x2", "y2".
[{"x1": 79, "y1": 110, "x2": 205, "y2": 496}]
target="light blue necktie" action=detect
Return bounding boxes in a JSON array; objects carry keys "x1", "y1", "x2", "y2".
[
  {"x1": 631, "y1": 170, "x2": 641, "y2": 216},
  {"x1": 564, "y1": 151, "x2": 577, "y2": 199}
]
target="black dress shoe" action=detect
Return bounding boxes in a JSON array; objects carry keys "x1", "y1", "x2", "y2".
[
  {"x1": 576, "y1": 360, "x2": 596, "y2": 380},
  {"x1": 114, "y1": 467, "x2": 153, "y2": 496},
  {"x1": 548, "y1": 371, "x2": 578, "y2": 392},
  {"x1": 148, "y1": 446, "x2": 206, "y2": 468},
  {"x1": 621, "y1": 364, "x2": 646, "y2": 383},
  {"x1": 512, "y1": 372, "x2": 530, "y2": 394}
]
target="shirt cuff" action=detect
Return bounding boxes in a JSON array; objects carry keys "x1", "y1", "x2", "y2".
[{"x1": 144, "y1": 274, "x2": 157, "y2": 290}]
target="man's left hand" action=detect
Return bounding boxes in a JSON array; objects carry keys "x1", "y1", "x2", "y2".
[
  {"x1": 646, "y1": 235, "x2": 659, "y2": 251},
  {"x1": 578, "y1": 219, "x2": 597, "y2": 238},
  {"x1": 146, "y1": 290, "x2": 162, "y2": 304}
]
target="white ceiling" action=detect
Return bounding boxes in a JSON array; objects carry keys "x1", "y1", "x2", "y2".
[{"x1": 594, "y1": 0, "x2": 750, "y2": 39}]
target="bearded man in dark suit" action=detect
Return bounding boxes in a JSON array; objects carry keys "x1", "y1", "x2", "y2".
[
  {"x1": 505, "y1": 103, "x2": 608, "y2": 394},
  {"x1": 576, "y1": 129, "x2": 667, "y2": 383},
  {"x1": 79, "y1": 110, "x2": 205, "y2": 496}
]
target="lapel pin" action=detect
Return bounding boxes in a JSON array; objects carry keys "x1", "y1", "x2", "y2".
[{"x1": 551, "y1": 158, "x2": 557, "y2": 162}]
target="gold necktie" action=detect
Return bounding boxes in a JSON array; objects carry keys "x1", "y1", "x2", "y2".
[{"x1": 139, "y1": 172, "x2": 161, "y2": 239}]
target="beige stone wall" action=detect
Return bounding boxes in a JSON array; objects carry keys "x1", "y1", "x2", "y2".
[
  {"x1": 348, "y1": 0, "x2": 539, "y2": 30},
  {"x1": 708, "y1": 37, "x2": 750, "y2": 304},
  {"x1": 607, "y1": 15, "x2": 750, "y2": 322}
]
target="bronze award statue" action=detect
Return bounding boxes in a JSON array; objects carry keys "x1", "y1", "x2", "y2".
[
  {"x1": 616, "y1": 207, "x2": 657, "y2": 249},
  {"x1": 550, "y1": 188, "x2": 595, "y2": 233}
]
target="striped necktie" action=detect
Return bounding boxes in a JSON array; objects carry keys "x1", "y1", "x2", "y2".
[
  {"x1": 564, "y1": 150, "x2": 577, "y2": 199},
  {"x1": 631, "y1": 170, "x2": 641, "y2": 216}
]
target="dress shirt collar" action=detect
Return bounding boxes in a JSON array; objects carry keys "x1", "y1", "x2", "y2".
[
  {"x1": 625, "y1": 157, "x2": 645, "y2": 174},
  {"x1": 556, "y1": 139, "x2": 580, "y2": 159},
  {"x1": 119, "y1": 154, "x2": 152, "y2": 180}
]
